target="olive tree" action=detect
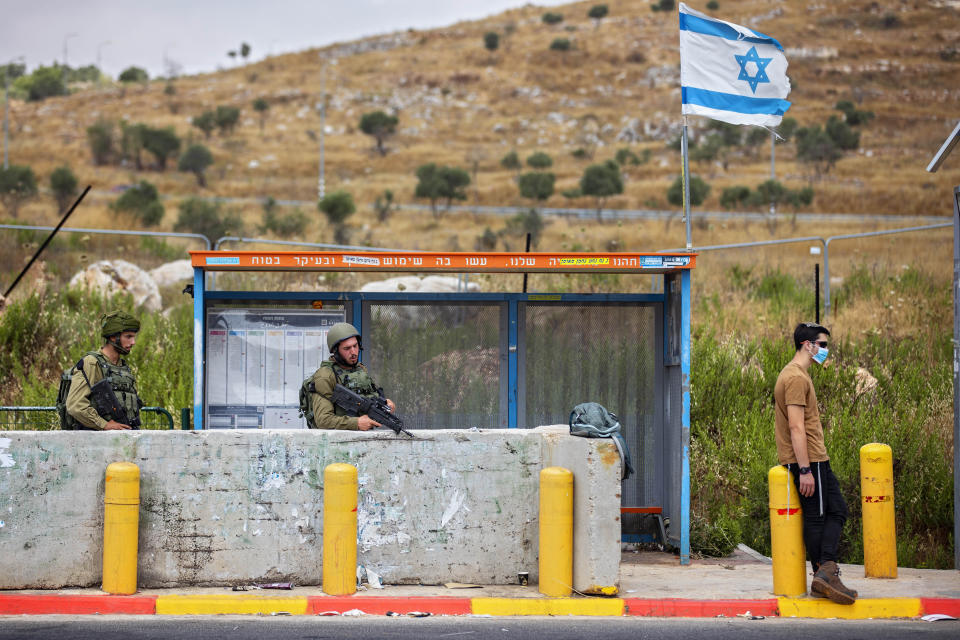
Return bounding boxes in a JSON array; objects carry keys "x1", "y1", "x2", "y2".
[
  {"x1": 49, "y1": 166, "x2": 78, "y2": 212},
  {"x1": 359, "y1": 110, "x2": 398, "y2": 156},
  {"x1": 178, "y1": 144, "x2": 214, "y2": 187},
  {"x1": 0, "y1": 165, "x2": 38, "y2": 218},
  {"x1": 579, "y1": 160, "x2": 623, "y2": 220}
]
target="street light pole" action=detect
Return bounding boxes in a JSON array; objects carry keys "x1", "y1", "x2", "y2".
[
  {"x1": 317, "y1": 60, "x2": 328, "y2": 201},
  {"x1": 62, "y1": 33, "x2": 78, "y2": 68},
  {"x1": 3, "y1": 70, "x2": 9, "y2": 170},
  {"x1": 3, "y1": 57, "x2": 24, "y2": 170},
  {"x1": 96, "y1": 41, "x2": 111, "y2": 72}
]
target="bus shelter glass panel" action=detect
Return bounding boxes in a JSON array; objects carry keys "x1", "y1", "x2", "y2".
[
  {"x1": 363, "y1": 302, "x2": 506, "y2": 429},
  {"x1": 205, "y1": 306, "x2": 345, "y2": 428},
  {"x1": 520, "y1": 302, "x2": 662, "y2": 533}
]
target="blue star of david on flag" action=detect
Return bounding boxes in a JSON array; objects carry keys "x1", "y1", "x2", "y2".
[
  {"x1": 735, "y1": 46, "x2": 773, "y2": 94},
  {"x1": 678, "y1": 2, "x2": 791, "y2": 126}
]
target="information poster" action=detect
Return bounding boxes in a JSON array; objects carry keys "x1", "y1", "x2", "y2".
[{"x1": 205, "y1": 308, "x2": 345, "y2": 429}]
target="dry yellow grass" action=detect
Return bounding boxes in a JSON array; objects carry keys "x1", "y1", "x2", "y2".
[{"x1": 1, "y1": 0, "x2": 957, "y2": 326}]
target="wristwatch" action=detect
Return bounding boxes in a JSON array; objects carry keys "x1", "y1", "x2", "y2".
[{"x1": 798, "y1": 466, "x2": 812, "y2": 475}]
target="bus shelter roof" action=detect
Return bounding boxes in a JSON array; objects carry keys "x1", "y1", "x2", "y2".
[{"x1": 189, "y1": 251, "x2": 696, "y2": 274}]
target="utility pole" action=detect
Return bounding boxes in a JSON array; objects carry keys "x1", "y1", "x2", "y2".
[
  {"x1": 62, "y1": 33, "x2": 78, "y2": 68},
  {"x1": 317, "y1": 59, "x2": 328, "y2": 201},
  {"x1": 769, "y1": 129, "x2": 776, "y2": 216},
  {"x1": 96, "y1": 41, "x2": 111, "y2": 73},
  {"x1": 3, "y1": 57, "x2": 24, "y2": 170},
  {"x1": 3, "y1": 69, "x2": 9, "y2": 170}
]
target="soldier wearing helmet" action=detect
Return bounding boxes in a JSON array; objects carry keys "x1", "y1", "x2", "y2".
[
  {"x1": 64, "y1": 310, "x2": 143, "y2": 431},
  {"x1": 307, "y1": 322, "x2": 395, "y2": 430}
]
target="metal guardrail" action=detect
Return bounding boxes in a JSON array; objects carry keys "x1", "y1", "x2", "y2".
[
  {"x1": 0, "y1": 224, "x2": 212, "y2": 250},
  {"x1": 0, "y1": 406, "x2": 178, "y2": 430},
  {"x1": 662, "y1": 222, "x2": 952, "y2": 316}
]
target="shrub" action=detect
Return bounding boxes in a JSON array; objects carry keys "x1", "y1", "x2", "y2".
[
  {"x1": 214, "y1": 105, "x2": 241, "y2": 135},
  {"x1": 373, "y1": 189, "x2": 394, "y2": 222},
  {"x1": 21, "y1": 66, "x2": 68, "y2": 101},
  {"x1": 120, "y1": 122, "x2": 148, "y2": 170},
  {"x1": 825, "y1": 115, "x2": 860, "y2": 150},
  {"x1": 318, "y1": 190, "x2": 356, "y2": 226},
  {"x1": 174, "y1": 197, "x2": 242, "y2": 243},
  {"x1": 415, "y1": 163, "x2": 470, "y2": 217},
  {"x1": 706, "y1": 0, "x2": 719, "y2": 9},
  {"x1": 141, "y1": 126, "x2": 181, "y2": 170},
  {"x1": 526, "y1": 151, "x2": 553, "y2": 169},
  {"x1": 49, "y1": 166, "x2": 79, "y2": 212},
  {"x1": 505, "y1": 208, "x2": 545, "y2": 247},
  {"x1": 359, "y1": 110, "x2": 398, "y2": 156},
  {"x1": 796, "y1": 125, "x2": 842, "y2": 176},
  {"x1": 542, "y1": 12, "x2": 564, "y2": 24},
  {"x1": 177, "y1": 144, "x2": 214, "y2": 187},
  {"x1": 550, "y1": 38, "x2": 572, "y2": 52},
  {"x1": 720, "y1": 186, "x2": 751, "y2": 210},
  {"x1": 118, "y1": 66, "x2": 148, "y2": 84},
  {"x1": 588, "y1": 4, "x2": 609, "y2": 20},
  {"x1": 500, "y1": 150, "x2": 521, "y2": 171},
  {"x1": 192, "y1": 111, "x2": 216, "y2": 139},
  {"x1": 517, "y1": 171, "x2": 555, "y2": 204},
  {"x1": 111, "y1": 180, "x2": 164, "y2": 227},
  {"x1": 86, "y1": 119, "x2": 115, "y2": 166},
  {"x1": 483, "y1": 32, "x2": 500, "y2": 52},
  {"x1": 260, "y1": 197, "x2": 307, "y2": 237},
  {"x1": 667, "y1": 174, "x2": 710, "y2": 207},
  {"x1": 835, "y1": 100, "x2": 875, "y2": 127},
  {"x1": 252, "y1": 98, "x2": 269, "y2": 131},
  {"x1": 475, "y1": 227, "x2": 498, "y2": 251},
  {"x1": 0, "y1": 165, "x2": 38, "y2": 218},
  {"x1": 579, "y1": 160, "x2": 624, "y2": 220},
  {"x1": 777, "y1": 116, "x2": 798, "y2": 143},
  {"x1": 651, "y1": 0, "x2": 675, "y2": 11}
]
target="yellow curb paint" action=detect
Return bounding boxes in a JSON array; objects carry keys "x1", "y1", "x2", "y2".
[
  {"x1": 155, "y1": 595, "x2": 309, "y2": 615},
  {"x1": 778, "y1": 597, "x2": 921, "y2": 619},
  {"x1": 471, "y1": 598, "x2": 624, "y2": 616}
]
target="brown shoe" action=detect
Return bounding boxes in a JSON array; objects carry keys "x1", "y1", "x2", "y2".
[{"x1": 811, "y1": 561, "x2": 857, "y2": 605}]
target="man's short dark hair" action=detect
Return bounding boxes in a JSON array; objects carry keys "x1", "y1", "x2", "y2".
[{"x1": 794, "y1": 322, "x2": 830, "y2": 351}]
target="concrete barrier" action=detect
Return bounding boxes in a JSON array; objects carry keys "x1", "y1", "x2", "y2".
[{"x1": 0, "y1": 428, "x2": 620, "y2": 591}]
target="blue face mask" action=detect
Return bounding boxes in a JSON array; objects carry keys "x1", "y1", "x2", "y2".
[{"x1": 812, "y1": 346, "x2": 829, "y2": 365}]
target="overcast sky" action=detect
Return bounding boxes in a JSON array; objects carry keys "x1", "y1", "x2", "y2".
[{"x1": 1, "y1": 0, "x2": 570, "y2": 78}]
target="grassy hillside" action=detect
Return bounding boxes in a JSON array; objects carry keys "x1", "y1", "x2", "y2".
[{"x1": 4, "y1": 0, "x2": 959, "y2": 234}]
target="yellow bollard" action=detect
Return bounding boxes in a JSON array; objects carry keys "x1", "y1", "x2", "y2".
[
  {"x1": 322, "y1": 463, "x2": 358, "y2": 595},
  {"x1": 861, "y1": 443, "x2": 897, "y2": 578},
  {"x1": 768, "y1": 465, "x2": 806, "y2": 596},
  {"x1": 102, "y1": 462, "x2": 140, "y2": 595},
  {"x1": 539, "y1": 466, "x2": 573, "y2": 597}
]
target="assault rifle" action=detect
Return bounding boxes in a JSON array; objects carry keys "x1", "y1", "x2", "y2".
[
  {"x1": 331, "y1": 384, "x2": 413, "y2": 438},
  {"x1": 89, "y1": 378, "x2": 141, "y2": 429},
  {"x1": 77, "y1": 364, "x2": 140, "y2": 429}
]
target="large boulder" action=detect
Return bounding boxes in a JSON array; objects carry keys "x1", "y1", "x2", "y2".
[
  {"x1": 149, "y1": 259, "x2": 194, "y2": 289},
  {"x1": 69, "y1": 260, "x2": 162, "y2": 312}
]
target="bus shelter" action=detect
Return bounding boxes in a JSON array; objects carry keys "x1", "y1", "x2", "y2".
[{"x1": 189, "y1": 250, "x2": 695, "y2": 562}]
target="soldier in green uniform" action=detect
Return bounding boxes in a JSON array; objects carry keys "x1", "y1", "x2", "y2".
[
  {"x1": 64, "y1": 311, "x2": 142, "y2": 431},
  {"x1": 307, "y1": 322, "x2": 395, "y2": 431}
]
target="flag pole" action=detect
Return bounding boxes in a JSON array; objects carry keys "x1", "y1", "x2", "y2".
[{"x1": 681, "y1": 117, "x2": 693, "y2": 250}]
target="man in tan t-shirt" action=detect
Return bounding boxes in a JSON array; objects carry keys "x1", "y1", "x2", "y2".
[{"x1": 774, "y1": 321, "x2": 857, "y2": 605}]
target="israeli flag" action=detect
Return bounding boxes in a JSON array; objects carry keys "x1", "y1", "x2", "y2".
[{"x1": 679, "y1": 2, "x2": 791, "y2": 127}]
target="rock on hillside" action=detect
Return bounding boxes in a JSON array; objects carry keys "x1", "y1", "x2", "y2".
[{"x1": 69, "y1": 260, "x2": 162, "y2": 312}]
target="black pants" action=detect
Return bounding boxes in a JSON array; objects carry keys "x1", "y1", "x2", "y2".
[{"x1": 786, "y1": 460, "x2": 848, "y2": 572}]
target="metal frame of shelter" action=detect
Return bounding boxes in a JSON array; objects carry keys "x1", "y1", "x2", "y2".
[{"x1": 188, "y1": 250, "x2": 697, "y2": 563}]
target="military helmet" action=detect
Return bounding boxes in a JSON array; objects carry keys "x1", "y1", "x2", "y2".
[
  {"x1": 100, "y1": 310, "x2": 140, "y2": 338},
  {"x1": 327, "y1": 322, "x2": 361, "y2": 353}
]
